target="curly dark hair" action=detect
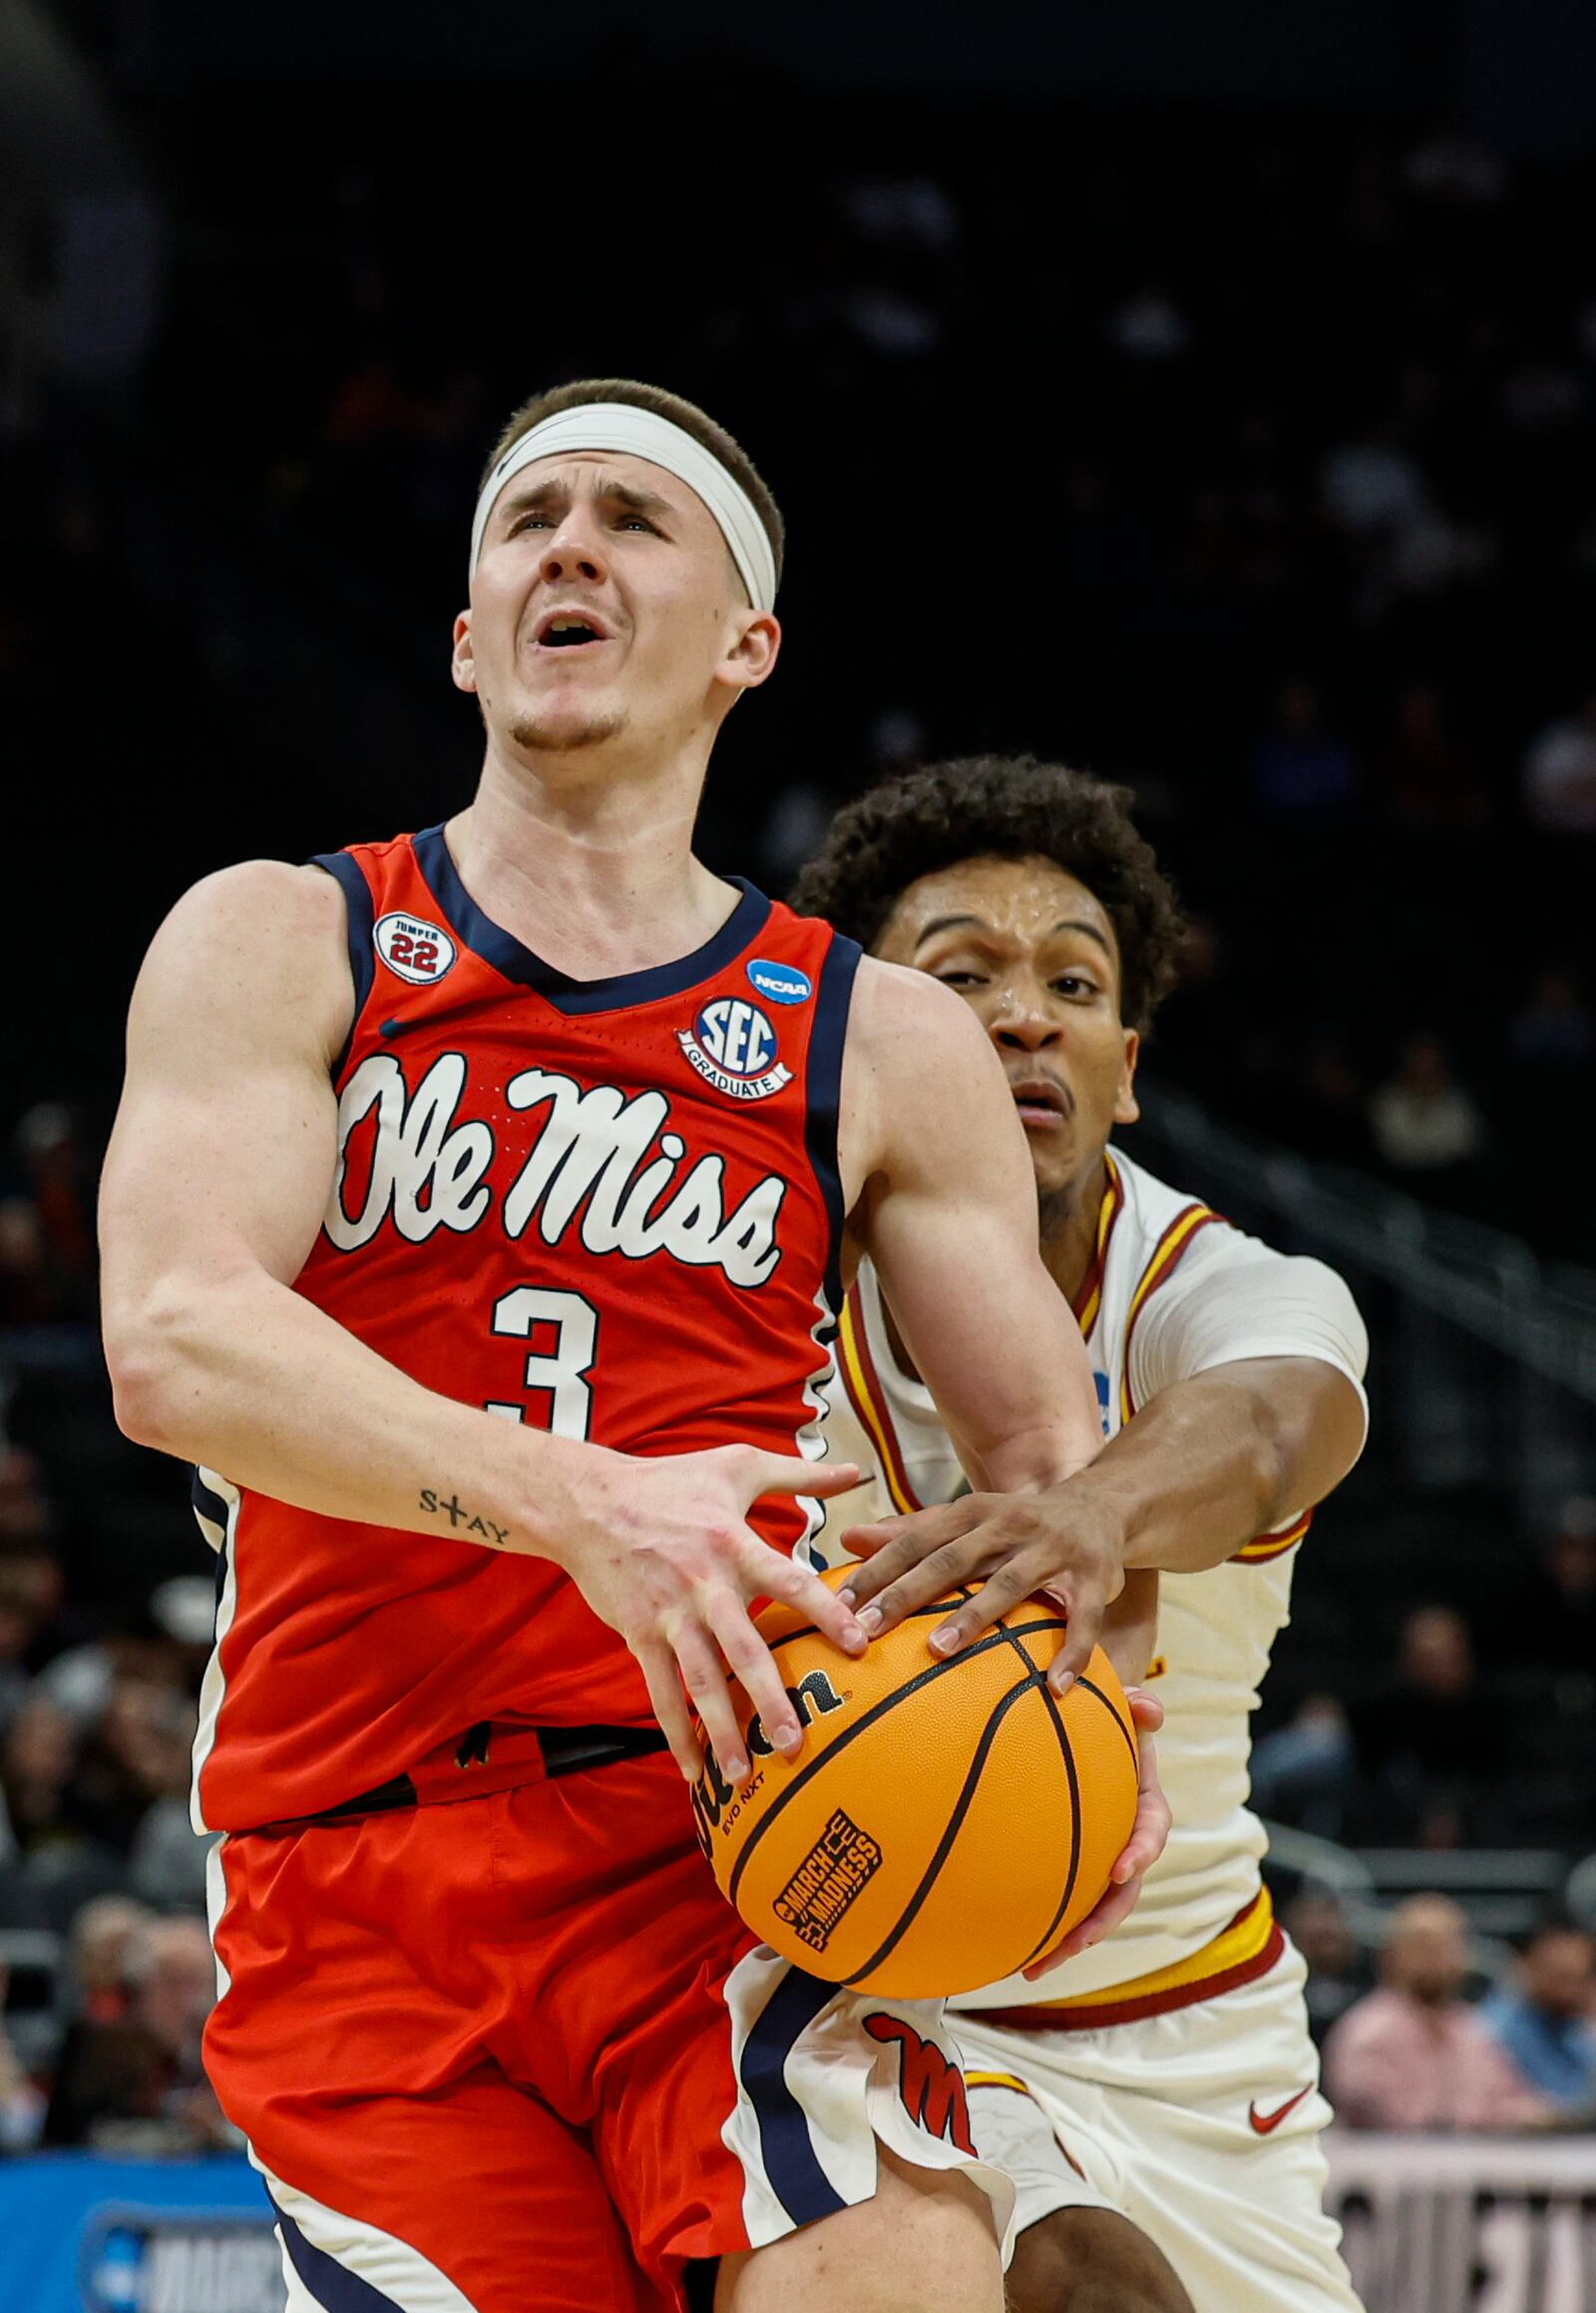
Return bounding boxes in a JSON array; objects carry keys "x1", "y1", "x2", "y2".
[{"x1": 789, "y1": 756, "x2": 1186, "y2": 1033}]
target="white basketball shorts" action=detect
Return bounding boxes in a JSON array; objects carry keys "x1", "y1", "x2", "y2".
[{"x1": 953, "y1": 1940, "x2": 1364, "y2": 2313}]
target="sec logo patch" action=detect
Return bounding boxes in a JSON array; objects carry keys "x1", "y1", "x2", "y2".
[
  {"x1": 375, "y1": 911, "x2": 457, "y2": 985},
  {"x1": 678, "y1": 996, "x2": 793, "y2": 1100}
]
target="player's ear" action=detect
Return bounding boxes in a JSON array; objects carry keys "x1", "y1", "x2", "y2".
[
  {"x1": 1114, "y1": 1027, "x2": 1141, "y2": 1126},
  {"x1": 451, "y1": 610, "x2": 477, "y2": 695},
  {"x1": 719, "y1": 609, "x2": 781, "y2": 695}
]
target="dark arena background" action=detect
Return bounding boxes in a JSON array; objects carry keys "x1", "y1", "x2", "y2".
[{"x1": 4, "y1": 4, "x2": 1596, "y2": 2308}]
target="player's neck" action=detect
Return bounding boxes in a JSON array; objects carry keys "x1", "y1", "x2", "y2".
[
  {"x1": 448, "y1": 750, "x2": 738, "y2": 979},
  {"x1": 1037, "y1": 1153, "x2": 1111, "y2": 1310}
]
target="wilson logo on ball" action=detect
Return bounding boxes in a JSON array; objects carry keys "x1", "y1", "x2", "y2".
[
  {"x1": 691, "y1": 1670, "x2": 846, "y2": 1858},
  {"x1": 677, "y1": 995, "x2": 792, "y2": 1101},
  {"x1": 374, "y1": 912, "x2": 457, "y2": 985}
]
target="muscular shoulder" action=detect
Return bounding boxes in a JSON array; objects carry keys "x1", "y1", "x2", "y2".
[
  {"x1": 839, "y1": 957, "x2": 1018, "y2": 1207},
  {"x1": 1127, "y1": 1189, "x2": 1369, "y2": 1396},
  {"x1": 163, "y1": 857, "x2": 346, "y2": 948},
  {"x1": 134, "y1": 859, "x2": 353, "y2": 1069},
  {"x1": 847, "y1": 955, "x2": 998, "y2": 1072}
]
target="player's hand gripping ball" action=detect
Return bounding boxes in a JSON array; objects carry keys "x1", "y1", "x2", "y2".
[{"x1": 692, "y1": 1566, "x2": 1139, "y2": 1997}]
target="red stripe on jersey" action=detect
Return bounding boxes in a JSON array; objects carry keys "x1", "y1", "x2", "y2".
[
  {"x1": 837, "y1": 1287, "x2": 923, "y2": 1516},
  {"x1": 1233, "y1": 1508, "x2": 1313, "y2": 1563},
  {"x1": 196, "y1": 826, "x2": 859, "y2": 1832}
]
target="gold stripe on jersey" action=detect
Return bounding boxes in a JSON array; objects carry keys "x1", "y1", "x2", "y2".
[
  {"x1": 1071, "y1": 1152, "x2": 1126, "y2": 1338},
  {"x1": 1117, "y1": 1201, "x2": 1224, "y2": 1424},
  {"x1": 838, "y1": 1287, "x2": 923, "y2": 1516},
  {"x1": 1234, "y1": 1508, "x2": 1313, "y2": 1563}
]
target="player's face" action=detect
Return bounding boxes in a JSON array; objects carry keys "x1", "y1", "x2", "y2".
[
  {"x1": 451, "y1": 451, "x2": 779, "y2": 763},
  {"x1": 876, "y1": 857, "x2": 1140, "y2": 1205}
]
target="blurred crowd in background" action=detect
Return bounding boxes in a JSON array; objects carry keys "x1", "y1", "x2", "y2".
[
  {"x1": 8, "y1": 91, "x2": 1596, "y2": 1261},
  {"x1": 4, "y1": 41, "x2": 1596, "y2": 2150},
  {"x1": 3, "y1": 1102, "x2": 1595, "y2": 2147}
]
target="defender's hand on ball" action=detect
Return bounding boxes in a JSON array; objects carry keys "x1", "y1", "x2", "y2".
[
  {"x1": 568, "y1": 1443, "x2": 865, "y2": 1787},
  {"x1": 838, "y1": 1489, "x2": 1123, "y2": 1693},
  {"x1": 1020, "y1": 1688, "x2": 1168, "y2": 1979}
]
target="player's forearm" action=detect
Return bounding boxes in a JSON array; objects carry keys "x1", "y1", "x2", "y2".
[
  {"x1": 1089, "y1": 1357, "x2": 1364, "y2": 1575},
  {"x1": 940, "y1": 1299, "x2": 1105, "y2": 1496},
  {"x1": 104, "y1": 1268, "x2": 593, "y2": 1562},
  {"x1": 959, "y1": 1401, "x2": 1103, "y2": 1498}
]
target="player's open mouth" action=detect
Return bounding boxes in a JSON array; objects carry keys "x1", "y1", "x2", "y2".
[
  {"x1": 1008, "y1": 1077, "x2": 1069, "y2": 1128},
  {"x1": 533, "y1": 608, "x2": 612, "y2": 650}
]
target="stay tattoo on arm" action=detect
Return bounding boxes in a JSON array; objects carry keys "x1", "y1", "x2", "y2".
[{"x1": 419, "y1": 1488, "x2": 511, "y2": 1548}]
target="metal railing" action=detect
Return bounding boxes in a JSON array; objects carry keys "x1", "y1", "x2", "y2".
[
  {"x1": 1128, "y1": 1081, "x2": 1596, "y2": 1520},
  {"x1": 1136, "y1": 1080, "x2": 1596, "y2": 1403}
]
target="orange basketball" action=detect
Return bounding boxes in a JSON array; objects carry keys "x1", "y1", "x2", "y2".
[{"x1": 692, "y1": 1566, "x2": 1139, "y2": 1998}]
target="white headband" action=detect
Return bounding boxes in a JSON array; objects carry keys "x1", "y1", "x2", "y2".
[{"x1": 469, "y1": 401, "x2": 778, "y2": 611}]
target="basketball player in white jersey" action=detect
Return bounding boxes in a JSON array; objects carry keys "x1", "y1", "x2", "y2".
[{"x1": 794, "y1": 757, "x2": 1369, "y2": 2313}]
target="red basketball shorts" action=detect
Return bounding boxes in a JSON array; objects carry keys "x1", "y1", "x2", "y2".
[{"x1": 204, "y1": 1753, "x2": 1011, "y2": 2313}]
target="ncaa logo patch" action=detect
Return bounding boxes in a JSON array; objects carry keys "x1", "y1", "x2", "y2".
[
  {"x1": 746, "y1": 957, "x2": 812, "y2": 1005},
  {"x1": 678, "y1": 995, "x2": 793, "y2": 1101},
  {"x1": 375, "y1": 911, "x2": 457, "y2": 985}
]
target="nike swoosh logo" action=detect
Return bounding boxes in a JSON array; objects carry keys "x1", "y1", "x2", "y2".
[{"x1": 1249, "y1": 2086, "x2": 1312, "y2": 2135}]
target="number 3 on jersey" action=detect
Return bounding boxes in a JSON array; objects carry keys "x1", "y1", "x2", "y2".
[{"x1": 485, "y1": 1287, "x2": 598, "y2": 1440}]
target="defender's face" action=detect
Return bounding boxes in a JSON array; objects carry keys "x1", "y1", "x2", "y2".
[
  {"x1": 876, "y1": 856, "x2": 1140, "y2": 1203},
  {"x1": 452, "y1": 450, "x2": 778, "y2": 758}
]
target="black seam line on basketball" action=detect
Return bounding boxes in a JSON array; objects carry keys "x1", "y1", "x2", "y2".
[
  {"x1": 1019, "y1": 1678, "x2": 1084, "y2": 1968},
  {"x1": 990, "y1": 1620, "x2": 1084, "y2": 1970},
  {"x1": 835, "y1": 1616, "x2": 1053, "y2": 1987},
  {"x1": 1075, "y1": 1678, "x2": 1138, "y2": 1769},
  {"x1": 841, "y1": 1665, "x2": 1047, "y2": 1987},
  {"x1": 723, "y1": 1618, "x2": 1070, "y2": 1912},
  {"x1": 725, "y1": 1616, "x2": 1071, "y2": 1908}
]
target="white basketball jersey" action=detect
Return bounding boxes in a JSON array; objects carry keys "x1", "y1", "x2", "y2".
[{"x1": 819, "y1": 1145, "x2": 1367, "y2": 2011}]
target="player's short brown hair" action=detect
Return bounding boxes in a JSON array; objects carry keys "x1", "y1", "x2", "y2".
[
  {"x1": 480, "y1": 378, "x2": 785, "y2": 586},
  {"x1": 790, "y1": 756, "x2": 1187, "y2": 1034}
]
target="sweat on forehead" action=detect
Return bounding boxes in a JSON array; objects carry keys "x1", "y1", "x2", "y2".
[{"x1": 901, "y1": 858, "x2": 1118, "y2": 945}]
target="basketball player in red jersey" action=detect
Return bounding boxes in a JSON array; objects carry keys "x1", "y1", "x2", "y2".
[{"x1": 100, "y1": 381, "x2": 1160, "y2": 2313}]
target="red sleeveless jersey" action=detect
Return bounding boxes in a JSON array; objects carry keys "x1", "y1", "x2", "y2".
[{"x1": 191, "y1": 826, "x2": 860, "y2": 1834}]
